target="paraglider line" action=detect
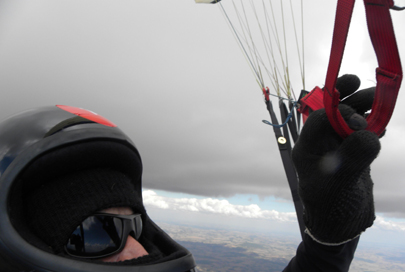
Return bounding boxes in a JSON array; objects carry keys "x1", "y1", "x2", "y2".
[{"x1": 218, "y1": 2, "x2": 264, "y2": 87}]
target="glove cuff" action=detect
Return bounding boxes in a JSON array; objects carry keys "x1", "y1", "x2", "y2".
[
  {"x1": 304, "y1": 228, "x2": 361, "y2": 246},
  {"x1": 302, "y1": 195, "x2": 376, "y2": 245}
]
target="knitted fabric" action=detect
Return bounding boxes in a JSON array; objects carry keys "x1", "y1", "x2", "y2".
[
  {"x1": 293, "y1": 116, "x2": 379, "y2": 243},
  {"x1": 335, "y1": 74, "x2": 360, "y2": 98},
  {"x1": 25, "y1": 168, "x2": 145, "y2": 254},
  {"x1": 292, "y1": 75, "x2": 381, "y2": 244}
]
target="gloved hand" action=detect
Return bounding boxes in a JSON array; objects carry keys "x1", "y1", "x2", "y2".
[{"x1": 292, "y1": 74, "x2": 381, "y2": 245}]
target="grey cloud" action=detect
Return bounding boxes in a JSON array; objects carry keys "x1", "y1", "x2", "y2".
[{"x1": 0, "y1": 0, "x2": 404, "y2": 218}]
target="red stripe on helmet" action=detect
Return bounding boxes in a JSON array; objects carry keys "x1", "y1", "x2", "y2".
[{"x1": 56, "y1": 105, "x2": 117, "y2": 127}]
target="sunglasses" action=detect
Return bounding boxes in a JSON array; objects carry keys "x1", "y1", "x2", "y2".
[{"x1": 65, "y1": 213, "x2": 143, "y2": 259}]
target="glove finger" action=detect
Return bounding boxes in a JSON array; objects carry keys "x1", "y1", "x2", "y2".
[
  {"x1": 327, "y1": 130, "x2": 380, "y2": 180},
  {"x1": 296, "y1": 104, "x2": 362, "y2": 155},
  {"x1": 341, "y1": 87, "x2": 375, "y2": 116},
  {"x1": 336, "y1": 74, "x2": 361, "y2": 99}
]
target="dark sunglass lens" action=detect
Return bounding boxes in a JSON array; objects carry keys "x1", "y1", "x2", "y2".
[{"x1": 66, "y1": 215, "x2": 123, "y2": 257}]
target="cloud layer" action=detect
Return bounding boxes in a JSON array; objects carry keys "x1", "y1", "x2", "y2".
[
  {"x1": 374, "y1": 216, "x2": 405, "y2": 232},
  {"x1": 144, "y1": 190, "x2": 405, "y2": 234},
  {"x1": 143, "y1": 190, "x2": 297, "y2": 222}
]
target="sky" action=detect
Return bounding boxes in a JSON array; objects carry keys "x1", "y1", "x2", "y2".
[{"x1": 0, "y1": 0, "x2": 405, "y2": 246}]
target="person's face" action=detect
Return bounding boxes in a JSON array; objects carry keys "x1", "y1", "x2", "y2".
[{"x1": 98, "y1": 207, "x2": 149, "y2": 262}]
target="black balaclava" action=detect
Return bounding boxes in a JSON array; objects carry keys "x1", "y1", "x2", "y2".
[{"x1": 25, "y1": 168, "x2": 145, "y2": 254}]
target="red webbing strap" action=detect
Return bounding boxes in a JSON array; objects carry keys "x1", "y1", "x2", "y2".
[
  {"x1": 323, "y1": 0, "x2": 355, "y2": 138},
  {"x1": 324, "y1": 0, "x2": 402, "y2": 138},
  {"x1": 363, "y1": 0, "x2": 402, "y2": 136}
]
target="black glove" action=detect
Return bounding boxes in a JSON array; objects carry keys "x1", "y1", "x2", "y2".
[{"x1": 292, "y1": 74, "x2": 381, "y2": 245}]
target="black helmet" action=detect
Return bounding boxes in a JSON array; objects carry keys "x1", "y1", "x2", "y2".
[{"x1": 0, "y1": 105, "x2": 196, "y2": 272}]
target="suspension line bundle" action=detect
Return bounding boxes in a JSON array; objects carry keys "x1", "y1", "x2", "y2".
[{"x1": 196, "y1": 0, "x2": 403, "y2": 240}]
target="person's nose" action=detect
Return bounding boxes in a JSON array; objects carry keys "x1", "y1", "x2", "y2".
[{"x1": 101, "y1": 236, "x2": 149, "y2": 262}]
